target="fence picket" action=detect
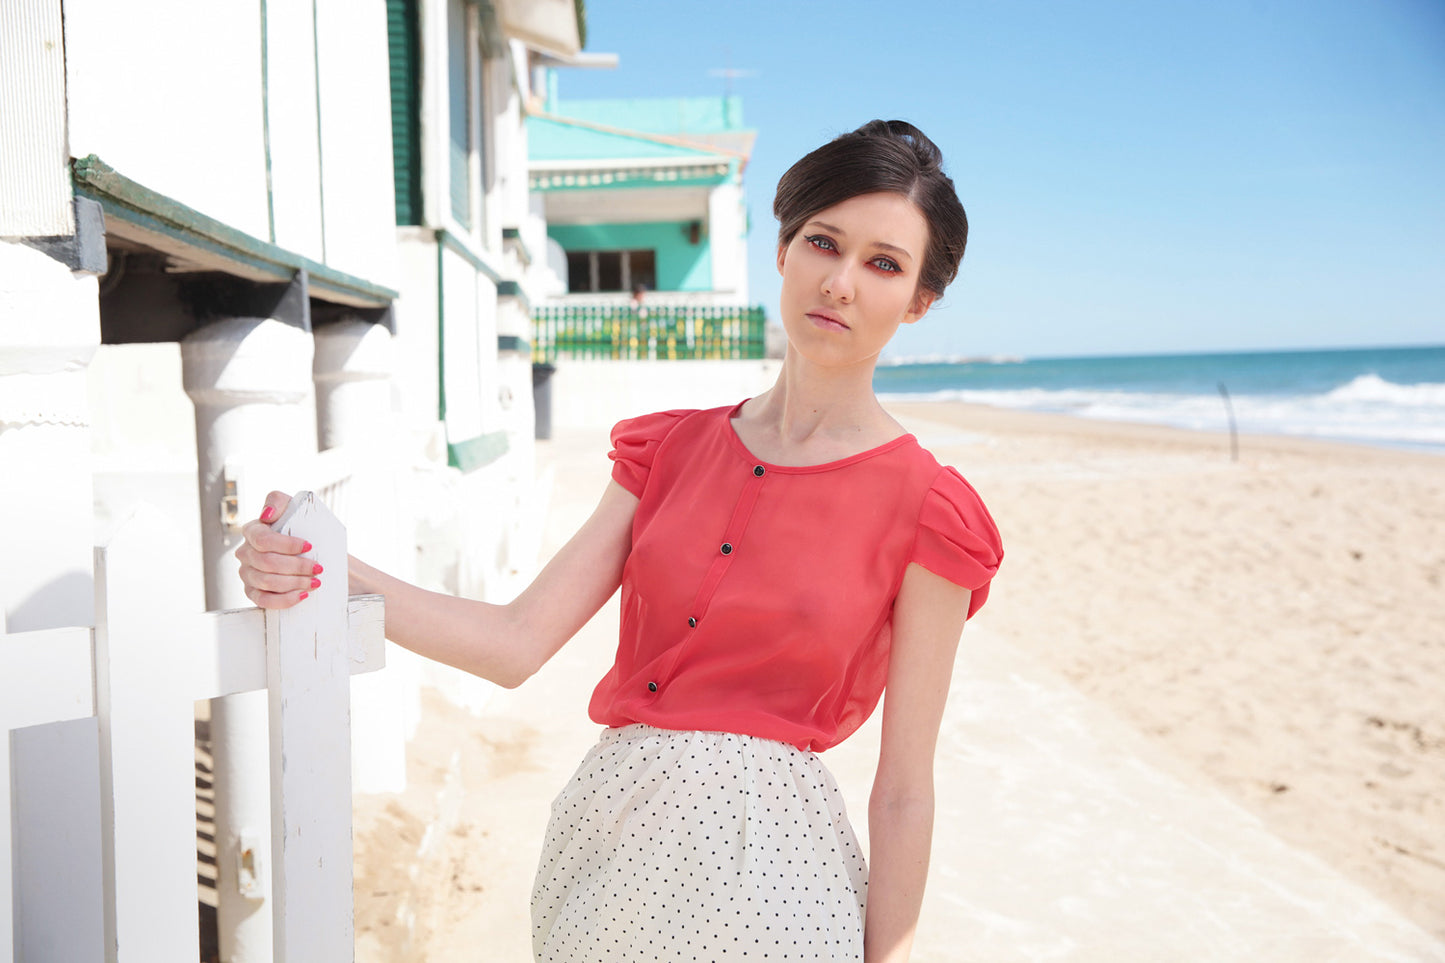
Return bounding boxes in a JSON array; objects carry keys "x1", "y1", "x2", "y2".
[
  {"x1": 1, "y1": 626, "x2": 96, "y2": 963},
  {"x1": 93, "y1": 505, "x2": 200, "y2": 962},
  {"x1": 11, "y1": 718, "x2": 104, "y2": 962},
  {"x1": 265, "y1": 492, "x2": 355, "y2": 961},
  {"x1": 2, "y1": 496, "x2": 384, "y2": 962}
]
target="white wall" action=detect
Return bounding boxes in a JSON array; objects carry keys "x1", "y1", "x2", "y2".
[
  {"x1": 86, "y1": 343, "x2": 206, "y2": 613},
  {"x1": 498, "y1": 40, "x2": 533, "y2": 235},
  {"x1": 707, "y1": 180, "x2": 748, "y2": 302},
  {"x1": 1, "y1": 0, "x2": 72, "y2": 236},
  {"x1": 437, "y1": 247, "x2": 485, "y2": 443},
  {"x1": 64, "y1": 0, "x2": 270, "y2": 240},
  {"x1": 393, "y1": 232, "x2": 443, "y2": 431},
  {"x1": 317, "y1": 0, "x2": 399, "y2": 287},
  {"x1": 0, "y1": 243, "x2": 100, "y2": 632},
  {"x1": 265, "y1": 0, "x2": 325, "y2": 260},
  {"x1": 524, "y1": 193, "x2": 565, "y2": 298},
  {"x1": 64, "y1": 0, "x2": 396, "y2": 286},
  {"x1": 546, "y1": 359, "x2": 781, "y2": 431}
]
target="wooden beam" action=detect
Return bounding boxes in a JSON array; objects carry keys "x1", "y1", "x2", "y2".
[
  {"x1": 0, "y1": 627, "x2": 94, "y2": 729},
  {"x1": 190, "y1": 594, "x2": 384, "y2": 700}
]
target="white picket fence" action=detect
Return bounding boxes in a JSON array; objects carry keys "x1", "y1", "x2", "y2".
[{"x1": 1, "y1": 493, "x2": 384, "y2": 962}]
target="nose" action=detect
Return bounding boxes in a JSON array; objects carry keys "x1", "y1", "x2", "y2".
[{"x1": 821, "y1": 261, "x2": 855, "y2": 303}]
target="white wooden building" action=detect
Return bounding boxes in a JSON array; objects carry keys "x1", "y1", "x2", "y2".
[{"x1": 1, "y1": 0, "x2": 585, "y2": 959}]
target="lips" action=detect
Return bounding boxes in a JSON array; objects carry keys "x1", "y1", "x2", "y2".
[{"x1": 806, "y1": 310, "x2": 850, "y2": 332}]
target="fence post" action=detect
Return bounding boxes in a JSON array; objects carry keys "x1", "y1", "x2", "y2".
[
  {"x1": 93, "y1": 504, "x2": 199, "y2": 962},
  {"x1": 313, "y1": 321, "x2": 408, "y2": 796},
  {"x1": 183, "y1": 314, "x2": 316, "y2": 963},
  {"x1": 264, "y1": 493, "x2": 354, "y2": 961}
]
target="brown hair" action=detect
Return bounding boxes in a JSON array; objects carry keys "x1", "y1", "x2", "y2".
[{"x1": 773, "y1": 120, "x2": 968, "y2": 299}]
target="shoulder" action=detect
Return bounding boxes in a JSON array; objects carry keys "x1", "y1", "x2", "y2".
[
  {"x1": 608, "y1": 404, "x2": 736, "y2": 496},
  {"x1": 609, "y1": 408, "x2": 696, "y2": 448},
  {"x1": 907, "y1": 452, "x2": 1004, "y2": 617},
  {"x1": 921, "y1": 464, "x2": 1000, "y2": 543},
  {"x1": 609, "y1": 403, "x2": 736, "y2": 449}
]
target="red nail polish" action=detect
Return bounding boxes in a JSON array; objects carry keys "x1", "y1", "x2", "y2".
[
  {"x1": 312, "y1": 563, "x2": 324, "y2": 575},
  {"x1": 299, "y1": 591, "x2": 309, "y2": 601},
  {"x1": 302, "y1": 541, "x2": 313, "y2": 553},
  {"x1": 260, "y1": 506, "x2": 276, "y2": 522},
  {"x1": 310, "y1": 577, "x2": 322, "y2": 589}
]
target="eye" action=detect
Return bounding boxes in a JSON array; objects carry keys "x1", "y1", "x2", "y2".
[
  {"x1": 871, "y1": 257, "x2": 902, "y2": 274},
  {"x1": 803, "y1": 234, "x2": 836, "y2": 252}
]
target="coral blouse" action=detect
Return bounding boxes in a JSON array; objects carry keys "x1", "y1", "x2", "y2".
[{"x1": 589, "y1": 403, "x2": 1003, "y2": 752}]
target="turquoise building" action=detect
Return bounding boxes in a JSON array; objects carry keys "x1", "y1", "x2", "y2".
[{"x1": 526, "y1": 89, "x2": 766, "y2": 360}]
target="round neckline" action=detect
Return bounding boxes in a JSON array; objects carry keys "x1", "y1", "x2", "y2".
[{"x1": 723, "y1": 400, "x2": 918, "y2": 473}]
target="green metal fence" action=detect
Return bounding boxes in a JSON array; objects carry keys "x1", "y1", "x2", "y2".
[{"x1": 532, "y1": 303, "x2": 767, "y2": 363}]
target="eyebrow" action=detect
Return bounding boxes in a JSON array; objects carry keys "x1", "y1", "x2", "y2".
[{"x1": 808, "y1": 220, "x2": 915, "y2": 261}]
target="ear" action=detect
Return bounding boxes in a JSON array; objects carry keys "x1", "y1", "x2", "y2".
[
  {"x1": 902, "y1": 290, "x2": 936, "y2": 325},
  {"x1": 776, "y1": 241, "x2": 788, "y2": 276}
]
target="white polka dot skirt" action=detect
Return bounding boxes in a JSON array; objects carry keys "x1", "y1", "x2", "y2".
[{"x1": 532, "y1": 724, "x2": 868, "y2": 961}]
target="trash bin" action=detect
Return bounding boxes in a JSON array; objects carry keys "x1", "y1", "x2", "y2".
[{"x1": 532, "y1": 362, "x2": 557, "y2": 440}]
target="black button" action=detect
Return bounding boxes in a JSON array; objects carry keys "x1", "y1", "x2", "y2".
[
  {"x1": 647, "y1": 681, "x2": 658, "y2": 692},
  {"x1": 753, "y1": 465, "x2": 765, "y2": 477},
  {"x1": 688, "y1": 617, "x2": 697, "y2": 628},
  {"x1": 720, "y1": 543, "x2": 733, "y2": 555}
]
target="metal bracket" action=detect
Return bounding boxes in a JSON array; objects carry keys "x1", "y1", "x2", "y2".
[
  {"x1": 21, "y1": 197, "x2": 108, "y2": 275},
  {"x1": 221, "y1": 461, "x2": 245, "y2": 533},
  {"x1": 235, "y1": 829, "x2": 267, "y2": 900}
]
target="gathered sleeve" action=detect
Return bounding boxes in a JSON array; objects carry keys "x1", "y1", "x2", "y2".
[
  {"x1": 608, "y1": 409, "x2": 693, "y2": 497},
  {"x1": 909, "y1": 466, "x2": 1004, "y2": 619}
]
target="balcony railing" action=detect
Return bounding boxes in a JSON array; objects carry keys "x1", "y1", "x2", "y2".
[{"x1": 532, "y1": 303, "x2": 767, "y2": 363}]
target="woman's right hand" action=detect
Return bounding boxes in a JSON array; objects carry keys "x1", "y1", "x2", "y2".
[{"x1": 234, "y1": 490, "x2": 322, "y2": 609}]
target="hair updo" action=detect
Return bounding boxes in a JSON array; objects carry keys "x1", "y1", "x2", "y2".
[{"x1": 773, "y1": 120, "x2": 968, "y2": 299}]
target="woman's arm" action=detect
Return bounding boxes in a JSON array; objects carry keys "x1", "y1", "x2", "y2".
[
  {"x1": 236, "y1": 480, "x2": 639, "y2": 688},
  {"x1": 863, "y1": 562, "x2": 972, "y2": 963}
]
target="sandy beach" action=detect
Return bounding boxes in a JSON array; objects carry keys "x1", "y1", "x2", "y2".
[{"x1": 351, "y1": 401, "x2": 1445, "y2": 961}]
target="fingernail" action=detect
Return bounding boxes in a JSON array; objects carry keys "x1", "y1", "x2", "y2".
[
  {"x1": 310, "y1": 577, "x2": 322, "y2": 589},
  {"x1": 299, "y1": 591, "x2": 309, "y2": 601},
  {"x1": 302, "y1": 541, "x2": 313, "y2": 553},
  {"x1": 260, "y1": 506, "x2": 276, "y2": 522},
  {"x1": 312, "y1": 563, "x2": 324, "y2": 575}
]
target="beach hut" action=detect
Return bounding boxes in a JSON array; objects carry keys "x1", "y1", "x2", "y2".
[
  {"x1": 1, "y1": 0, "x2": 584, "y2": 958},
  {"x1": 524, "y1": 89, "x2": 776, "y2": 428}
]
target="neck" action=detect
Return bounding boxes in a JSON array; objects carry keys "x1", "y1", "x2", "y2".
[{"x1": 751, "y1": 346, "x2": 890, "y2": 443}]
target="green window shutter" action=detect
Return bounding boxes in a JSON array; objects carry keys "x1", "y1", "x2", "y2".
[{"x1": 386, "y1": 0, "x2": 422, "y2": 225}]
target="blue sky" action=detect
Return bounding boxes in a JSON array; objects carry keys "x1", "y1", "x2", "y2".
[{"x1": 561, "y1": 0, "x2": 1444, "y2": 359}]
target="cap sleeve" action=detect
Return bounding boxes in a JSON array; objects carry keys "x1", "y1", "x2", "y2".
[
  {"x1": 608, "y1": 409, "x2": 693, "y2": 497},
  {"x1": 910, "y1": 467, "x2": 1004, "y2": 619}
]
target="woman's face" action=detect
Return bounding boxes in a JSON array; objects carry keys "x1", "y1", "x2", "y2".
[{"x1": 776, "y1": 192, "x2": 934, "y2": 371}]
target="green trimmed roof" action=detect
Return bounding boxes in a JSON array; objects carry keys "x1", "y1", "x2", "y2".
[
  {"x1": 528, "y1": 115, "x2": 719, "y2": 163},
  {"x1": 528, "y1": 95, "x2": 755, "y2": 192}
]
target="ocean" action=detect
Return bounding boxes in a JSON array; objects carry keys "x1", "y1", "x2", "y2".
[{"x1": 875, "y1": 345, "x2": 1445, "y2": 454}]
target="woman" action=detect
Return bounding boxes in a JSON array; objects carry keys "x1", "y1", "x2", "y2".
[{"x1": 238, "y1": 119, "x2": 1002, "y2": 962}]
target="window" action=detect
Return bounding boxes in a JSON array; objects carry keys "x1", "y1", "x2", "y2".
[
  {"x1": 565, "y1": 250, "x2": 657, "y2": 293},
  {"x1": 386, "y1": 0, "x2": 422, "y2": 225},
  {"x1": 389, "y1": 0, "x2": 487, "y2": 232},
  {"x1": 447, "y1": 0, "x2": 470, "y2": 227}
]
